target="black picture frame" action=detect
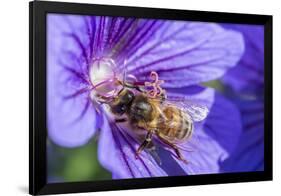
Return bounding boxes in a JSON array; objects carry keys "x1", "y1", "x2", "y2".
[{"x1": 29, "y1": 0, "x2": 273, "y2": 195}]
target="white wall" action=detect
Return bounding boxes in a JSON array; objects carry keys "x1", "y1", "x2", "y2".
[{"x1": 0, "y1": 0, "x2": 279, "y2": 195}]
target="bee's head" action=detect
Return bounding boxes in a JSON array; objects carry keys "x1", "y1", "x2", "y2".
[{"x1": 110, "y1": 89, "x2": 135, "y2": 115}]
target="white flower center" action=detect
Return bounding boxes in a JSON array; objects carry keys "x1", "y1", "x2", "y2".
[
  {"x1": 89, "y1": 57, "x2": 116, "y2": 86},
  {"x1": 89, "y1": 57, "x2": 121, "y2": 99}
]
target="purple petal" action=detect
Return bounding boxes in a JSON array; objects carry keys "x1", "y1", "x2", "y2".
[
  {"x1": 75, "y1": 16, "x2": 164, "y2": 66},
  {"x1": 223, "y1": 24, "x2": 264, "y2": 95},
  {"x1": 47, "y1": 14, "x2": 247, "y2": 176},
  {"x1": 124, "y1": 22, "x2": 244, "y2": 87},
  {"x1": 47, "y1": 78, "x2": 97, "y2": 147},
  {"x1": 203, "y1": 93, "x2": 242, "y2": 154},
  {"x1": 47, "y1": 14, "x2": 97, "y2": 147},
  {"x1": 167, "y1": 91, "x2": 242, "y2": 174},
  {"x1": 220, "y1": 100, "x2": 264, "y2": 172},
  {"x1": 98, "y1": 113, "x2": 168, "y2": 179},
  {"x1": 107, "y1": 19, "x2": 164, "y2": 64},
  {"x1": 220, "y1": 24, "x2": 264, "y2": 172},
  {"x1": 49, "y1": 14, "x2": 94, "y2": 74}
]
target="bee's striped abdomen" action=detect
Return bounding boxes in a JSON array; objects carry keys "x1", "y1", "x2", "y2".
[
  {"x1": 177, "y1": 110, "x2": 193, "y2": 140},
  {"x1": 158, "y1": 106, "x2": 193, "y2": 141}
]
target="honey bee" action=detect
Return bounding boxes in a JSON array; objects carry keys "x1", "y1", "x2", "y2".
[{"x1": 95, "y1": 71, "x2": 209, "y2": 164}]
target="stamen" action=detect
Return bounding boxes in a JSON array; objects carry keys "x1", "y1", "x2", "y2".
[{"x1": 144, "y1": 71, "x2": 165, "y2": 98}]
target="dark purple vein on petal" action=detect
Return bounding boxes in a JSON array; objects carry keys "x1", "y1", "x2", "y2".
[
  {"x1": 99, "y1": 17, "x2": 106, "y2": 53},
  {"x1": 62, "y1": 87, "x2": 89, "y2": 100},
  {"x1": 127, "y1": 24, "x2": 190, "y2": 69},
  {"x1": 84, "y1": 17, "x2": 91, "y2": 39},
  {"x1": 107, "y1": 18, "x2": 127, "y2": 49},
  {"x1": 117, "y1": 20, "x2": 160, "y2": 66},
  {"x1": 124, "y1": 21, "x2": 165, "y2": 66},
  {"x1": 92, "y1": 17, "x2": 101, "y2": 56},
  {"x1": 109, "y1": 19, "x2": 136, "y2": 51},
  {"x1": 61, "y1": 50, "x2": 85, "y2": 71},
  {"x1": 69, "y1": 98, "x2": 92, "y2": 124},
  {"x1": 132, "y1": 36, "x2": 214, "y2": 73},
  {"x1": 127, "y1": 24, "x2": 186, "y2": 67},
  {"x1": 106, "y1": 18, "x2": 118, "y2": 47},
  {"x1": 88, "y1": 17, "x2": 97, "y2": 59},
  {"x1": 118, "y1": 129, "x2": 153, "y2": 177},
  {"x1": 83, "y1": 17, "x2": 93, "y2": 55},
  {"x1": 110, "y1": 122, "x2": 136, "y2": 178},
  {"x1": 64, "y1": 33, "x2": 90, "y2": 66},
  {"x1": 126, "y1": 21, "x2": 165, "y2": 53},
  {"x1": 96, "y1": 17, "x2": 104, "y2": 55},
  {"x1": 110, "y1": 20, "x2": 140, "y2": 58},
  {"x1": 140, "y1": 55, "x2": 226, "y2": 77},
  {"x1": 116, "y1": 20, "x2": 156, "y2": 59},
  {"x1": 61, "y1": 65, "x2": 89, "y2": 84}
]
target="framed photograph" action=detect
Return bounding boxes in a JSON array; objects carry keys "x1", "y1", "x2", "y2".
[{"x1": 29, "y1": 0, "x2": 273, "y2": 195}]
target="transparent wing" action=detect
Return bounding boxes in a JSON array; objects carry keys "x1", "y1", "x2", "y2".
[{"x1": 165, "y1": 98, "x2": 209, "y2": 122}]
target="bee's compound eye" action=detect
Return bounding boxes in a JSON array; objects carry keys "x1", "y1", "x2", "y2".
[
  {"x1": 118, "y1": 104, "x2": 127, "y2": 114},
  {"x1": 111, "y1": 104, "x2": 127, "y2": 115},
  {"x1": 121, "y1": 105, "x2": 126, "y2": 111},
  {"x1": 124, "y1": 91, "x2": 134, "y2": 102}
]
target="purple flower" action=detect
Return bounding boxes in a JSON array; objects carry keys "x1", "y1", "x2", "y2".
[
  {"x1": 223, "y1": 24, "x2": 264, "y2": 97},
  {"x1": 47, "y1": 14, "x2": 244, "y2": 178},
  {"x1": 221, "y1": 24, "x2": 264, "y2": 172}
]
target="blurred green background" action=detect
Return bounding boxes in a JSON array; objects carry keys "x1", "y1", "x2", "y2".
[{"x1": 47, "y1": 137, "x2": 111, "y2": 183}]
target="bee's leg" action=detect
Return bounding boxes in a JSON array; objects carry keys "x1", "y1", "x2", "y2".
[
  {"x1": 115, "y1": 118, "x2": 127, "y2": 123},
  {"x1": 159, "y1": 90, "x2": 167, "y2": 103},
  {"x1": 158, "y1": 136, "x2": 188, "y2": 164},
  {"x1": 135, "y1": 131, "x2": 153, "y2": 159},
  {"x1": 124, "y1": 82, "x2": 145, "y2": 92},
  {"x1": 117, "y1": 79, "x2": 144, "y2": 92},
  {"x1": 147, "y1": 142, "x2": 162, "y2": 165}
]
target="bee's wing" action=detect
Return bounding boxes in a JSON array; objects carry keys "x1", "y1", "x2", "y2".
[{"x1": 164, "y1": 98, "x2": 209, "y2": 122}]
